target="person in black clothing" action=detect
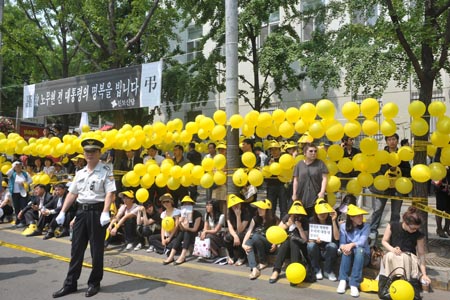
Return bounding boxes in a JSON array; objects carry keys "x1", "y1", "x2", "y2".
[
  {"x1": 370, "y1": 133, "x2": 411, "y2": 240},
  {"x1": 265, "y1": 141, "x2": 289, "y2": 218},
  {"x1": 339, "y1": 135, "x2": 361, "y2": 189},
  {"x1": 20, "y1": 184, "x2": 53, "y2": 235},
  {"x1": 432, "y1": 146, "x2": 450, "y2": 237},
  {"x1": 167, "y1": 145, "x2": 189, "y2": 206},
  {"x1": 42, "y1": 183, "x2": 70, "y2": 239},
  {"x1": 186, "y1": 142, "x2": 202, "y2": 201}
]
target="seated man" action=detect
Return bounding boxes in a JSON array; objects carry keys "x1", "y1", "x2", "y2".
[
  {"x1": 0, "y1": 180, "x2": 14, "y2": 223},
  {"x1": 19, "y1": 184, "x2": 53, "y2": 236},
  {"x1": 106, "y1": 190, "x2": 139, "y2": 250},
  {"x1": 42, "y1": 183, "x2": 70, "y2": 240}
]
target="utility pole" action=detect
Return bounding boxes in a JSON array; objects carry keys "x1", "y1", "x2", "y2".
[
  {"x1": 225, "y1": 0, "x2": 239, "y2": 195},
  {"x1": 0, "y1": 0, "x2": 4, "y2": 116}
]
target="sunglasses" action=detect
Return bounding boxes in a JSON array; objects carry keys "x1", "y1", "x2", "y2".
[{"x1": 308, "y1": 150, "x2": 317, "y2": 153}]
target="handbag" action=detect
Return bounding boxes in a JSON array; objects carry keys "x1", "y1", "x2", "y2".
[
  {"x1": 193, "y1": 236, "x2": 211, "y2": 258},
  {"x1": 378, "y1": 267, "x2": 422, "y2": 300},
  {"x1": 369, "y1": 245, "x2": 384, "y2": 270}
]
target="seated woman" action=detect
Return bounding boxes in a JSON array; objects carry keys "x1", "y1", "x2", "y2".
[
  {"x1": 148, "y1": 193, "x2": 180, "y2": 254},
  {"x1": 307, "y1": 198, "x2": 339, "y2": 281},
  {"x1": 163, "y1": 195, "x2": 202, "y2": 265},
  {"x1": 134, "y1": 202, "x2": 161, "y2": 251},
  {"x1": 381, "y1": 206, "x2": 431, "y2": 287},
  {"x1": 199, "y1": 200, "x2": 225, "y2": 259},
  {"x1": 223, "y1": 194, "x2": 251, "y2": 266},
  {"x1": 336, "y1": 204, "x2": 370, "y2": 298},
  {"x1": 242, "y1": 199, "x2": 278, "y2": 280},
  {"x1": 107, "y1": 190, "x2": 139, "y2": 250},
  {"x1": 269, "y1": 201, "x2": 309, "y2": 284}
]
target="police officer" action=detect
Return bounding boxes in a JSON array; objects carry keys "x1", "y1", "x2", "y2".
[{"x1": 53, "y1": 138, "x2": 116, "y2": 298}]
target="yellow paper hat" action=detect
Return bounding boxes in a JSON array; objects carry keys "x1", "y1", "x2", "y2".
[
  {"x1": 227, "y1": 194, "x2": 244, "y2": 208},
  {"x1": 181, "y1": 195, "x2": 195, "y2": 203},
  {"x1": 347, "y1": 204, "x2": 369, "y2": 216},
  {"x1": 119, "y1": 190, "x2": 134, "y2": 199},
  {"x1": 298, "y1": 132, "x2": 313, "y2": 144},
  {"x1": 251, "y1": 199, "x2": 272, "y2": 210},
  {"x1": 267, "y1": 141, "x2": 281, "y2": 149},
  {"x1": 284, "y1": 142, "x2": 298, "y2": 150},
  {"x1": 288, "y1": 200, "x2": 307, "y2": 215},
  {"x1": 314, "y1": 198, "x2": 334, "y2": 214}
]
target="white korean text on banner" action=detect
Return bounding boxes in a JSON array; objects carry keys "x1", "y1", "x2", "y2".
[{"x1": 23, "y1": 61, "x2": 162, "y2": 118}]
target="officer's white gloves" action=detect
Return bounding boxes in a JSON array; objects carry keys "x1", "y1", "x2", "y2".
[
  {"x1": 100, "y1": 212, "x2": 110, "y2": 226},
  {"x1": 56, "y1": 212, "x2": 66, "y2": 225}
]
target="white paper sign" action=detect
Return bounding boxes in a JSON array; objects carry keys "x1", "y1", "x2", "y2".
[{"x1": 308, "y1": 223, "x2": 332, "y2": 243}]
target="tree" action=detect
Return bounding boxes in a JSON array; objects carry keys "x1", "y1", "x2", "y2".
[
  {"x1": 175, "y1": 0, "x2": 305, "y2": 112},
  {"x1": 297, "y1": 0, "x2": 450, "y2": 238}
]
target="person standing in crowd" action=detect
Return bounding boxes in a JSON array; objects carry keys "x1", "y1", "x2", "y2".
[
  {"x1": 336, "y1": 205, "x2": 371, "y2": 297},
  {"x1": 52, "y1": 138, "x2": 116, "y2": 298},
  {"x1": 166, "y1": 145, "x2": 189, "y2": 206},
  {"x1": 119, "y1": 150, "x2": 142, "y2": 171},
  {"x1": 432, "y1": 146, "x2": 450, "y2": 237},
  {"x1": 370, "y1": 133, "x2": 411, "y2": 241},
  {"x1": 205, "y1": 142, "x2": 217, "y2": 201},
  {"x1": 254, "y1": 146, "x2": 267, "y2": 167},
  {"x1": 339, "y1": 136, "x2": 361, "y2": 189},
  {"x1": 143, "y1": 145, "x2": 165, "y2": 208},
  {"x1": 265, "y1": 141, "x2": 289, "y2": 219},
  {"x1": 381, "y1": 206, "x2": 431, "y2": 286},
  {"x1": 240, "y1": 138, "x2": 261, "y2": 167},
  {"x1": 143, "y1": 145, "x2": 164, "y2": 165},
  {"x1": 307, "y1": 199, "x2": 339, "y2": 281},
  {"x1": 33, "y1": 157, "x2": 44, "y2": 173},
  {"x1": 187, "y1": 142, "x2": 202, "y2": 201},
  {"x1": 7, "y1": 161, "x2": 33, "y2": 228},
  {"x1": 292, "y1": 143, "x2": 329, "y2": 217}
]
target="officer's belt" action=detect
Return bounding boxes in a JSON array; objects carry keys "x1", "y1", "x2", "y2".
[{"x1": 77, "y1": 202, "x2": 104, "y2": 211}]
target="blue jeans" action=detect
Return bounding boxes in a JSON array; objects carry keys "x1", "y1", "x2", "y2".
[
  {"x1": 338, "y1": 246, "x2": 370, "y2": 287},
  {"x1": 370, "y1": 189, "x2": 404, "y2": 233},
  {"x1": 307, "y1": 241, "x2": 338, "y2": 273},
  {"x1": 245, "y1": 233, "x2": 272, "y2": 269}
]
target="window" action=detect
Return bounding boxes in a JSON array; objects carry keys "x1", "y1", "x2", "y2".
[
  {"x1": 259, "y1": 10, "x2": 280, "y2": 48},
  {"x1": 301, "y1": 0, "x2": 324, "y2": 41},
  {"x1": 186, "y1": 25, "x2": 202, "y2": 62},
  {"x1": 351, "y1": 4, "x2": 379, "y2": 26}
]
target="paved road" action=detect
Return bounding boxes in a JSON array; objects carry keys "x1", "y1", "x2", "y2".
[{"x1": 1, "y1": 224, "x2": 447, "y2": 300}]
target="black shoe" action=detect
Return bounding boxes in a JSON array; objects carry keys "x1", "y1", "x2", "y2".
[
  {"x1": 15, "y1": 223, "x2": 26, "y2": 228},
  {"x1": 43, "y1": 232, "x2": 55, "y2": 240},
  {"x1": 53, "y1": 286, "x2": 77, "y2": 298},
  {"x1": 26, "y1": 230, "x2": 42, "y2": 237},
  {"x1": 85, "y1": 285, "x2": 100, "y2": 297},
  {"x1": 56, "y1": 230, "x2": 69, "y2": 238}
]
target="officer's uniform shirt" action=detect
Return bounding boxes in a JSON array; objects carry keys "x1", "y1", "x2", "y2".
[{"x1": 69, "y1": 161, "x2": 116, "y2": 204}]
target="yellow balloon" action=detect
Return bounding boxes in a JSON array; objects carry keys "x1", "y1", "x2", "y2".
[
  {"x1": 390, "y1": 279, "x2": 414, "y2": 300},
  {"x1": 360, "y1": 138, "x2": 378, "y2": 155},
  {"x1": 294, "y1": 119, "x2": 309, "y2": 134},
  {"x1": 325, "y1": 160, "x2": 338, "y2": 176},
  {"x1": 170, "y1": 165, "x2": 183, "y2": 179},
  {"x1": 382, "y1": 102, "x2": 399, "y2": 119},
  {"x1": 126, "y1": 171, "x2": 140, "y2": 186},
  {"x1": 241, "y1": 152, "x2": 256, "y2": 169},
  {"x1": 326, "y1": 175, "x2": 341, "y2": 193},
  {"x1": 410, "y1": 117, "x2": 428, "y2": 136},
  {"x1": 327, "y1": 144, "x2": 344, "y2": 161},
  {"x1": 213, "y1": 170, "x2": 227, "y2": 185},
  {"x1": 429, "y1": 162, "x2": 446, "y2": 180},
  {"x1": 200, "y1": 173, "x2": 214, "y2": 188},
  {"x1": 374, "y1": 175, "x2": 390, "y2": 191},
  {"x1": 347, "y1": 178, "x2": 362, "y2": 195},
  {"x1": 328, "y1": 193, "x2": 337, "y2": 207},
  {"x1": 201, "y1": 157, "x2": 215, "y2": 172},
  {"x1": 395, "y1": 177, "x2": 413, "y2": 194},
  {"x1": 380, "y1": 119, "x2": 397, "y2": 137},
  {"x1": 147, "y1": 163, "x2": 160, "y2": 177},
  {"x1": 299, "y1": 103, "x2": 317, "y2": 122},
  {"x1": 388, "y1": 152, "x2": 401, "y2": 167},
  {"x1": 213, "y1": 110, "x2": 227, "y2": 125},
  {"x1": 245, "y1": 111, "x2": 259, "y2": 127},
  {"x1": 408, "y1": 100, "x2": 426, "y2": 118},
  {"x1": 341, "y1": 102, "x2": 360, "y2": 120},
  {"x1": 337, "y1": 157, "x2": 353, "y2": 174},
  {"x1": 362, "y1": 119, "x2": 379, "y2": 136},
  {"x1": 272, "y1": 109, "x2": 286, "y2": 124},
  {"x1": 162, "y1": 216, "x2": 175, "y2": 232},
  {"x1": 140, "y1": 174, "x2": 155, "y2": 189},
  {"x1": 257, "y1": 112, "x2": 273, "y2": 128},
  {"x1": 248, "y1": 169, "x2": 264, "y2": 187},
  {"x1": 213, "y1": 154, "x2": 226, "y2": 170},
  {"x1": 411, "y1": 164, "x2": 431, "y2": 183},
  {"x1": 133, "y1": 163, "x2": 146, "y2": 176},
  {"x1": 255, "y1": 125, "x2": 270, "y2": 138},
  {"x1": 428, "y1": 101, "x2": 446, "y2": 117},
  {"x1": 232, "y1": 168, "x2": 248, "y2": 187},
  {"x1": 210, "y1": 125, "x2": 226, "y2": 141},
  {"x1": 285, "y1": 107, "x2": 300, "y2": 123},
  {"x1": 261, "y1": 165, "x2": 272, "y2": 178},
  {"x1": 155, "y1": 173, "x2": 168, "y2": 188},
  {"x1": 375, "y1": 150, "x2": 390, "y2": 164},
  {"x1": 279, "y1": 154, "x2": 295, "y2": 170},
  {"x1": 181, "y1": 175, "x2": 193, "y2": 187},
  {"x1": 431, "y1": 131, "x2": 450, "y2": 147},
  {"x1": 185, "y1": 121, "x2": 199, "y2": 135},
  {"x1": 326, "y1": 122, "x2": 344, "y2": 142},
  {"x1": 309, "y1": 121, "x2": 325, "y2": 139},
  {"x1": 242, "y1": 124, "x2": 255, "y2": 137},
  {"x1": 191, "y1": 165, "x2": 205, "y2": 179},
  {"x1": 279, "y1": 121, "x2": 295, "y2": 138},
  {"x1": 266, "y1": 225, "x2": 288, "y2": 244},
  {"x1": 136, "y1": 188, "x2": 149, "y2": 203},
  {"x1": 360, "y1": 98, "x2": 379, "y2": 119},
  {"x1": 357, "y1": 172, "x2": 373, "y2": 187},
  {"x1": 198, "y1": 128, "x2": 209, "y2": 140},
  {"x1": 286, "y1": 263, "x2": 306, "y2": 284},
  {"x1": 436, "y1": 116, "x2": 450, "y2": 134},
  {"x1": 269, "y1": 162, "x2": 282, "y2": 175},
  {"x1": 398, "y1": 146, "x2": 414, "y2": 161},
  {"x1": 82, "y1": 124, "x2": 90, "y2": 133},
  {"x1": 316, "y1": 99, "x2": 336, "y2": 119},
  {"x1": 40, "y1": 173, "x2": 51, "y2": 185},
  {"x1": 344, "y1": 120, "x2": 362, "y2": 138},
  {"x1": 200, "y1": 117, "x2": 215, "y2": 132}
]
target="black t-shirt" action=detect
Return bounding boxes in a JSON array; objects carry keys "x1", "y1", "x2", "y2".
[
  {"x1": 252, "y1": 214, "x2": 278, "y2": 234},
  {"x1": 228, "y1": 208, "x2": 251, "y2": 232},
  {"x1": 389, "y1": 221, "x2": 424, "y2": 255},
  {"x1": 281, "y1": 214, "x2": 309, "y2": 235}
]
